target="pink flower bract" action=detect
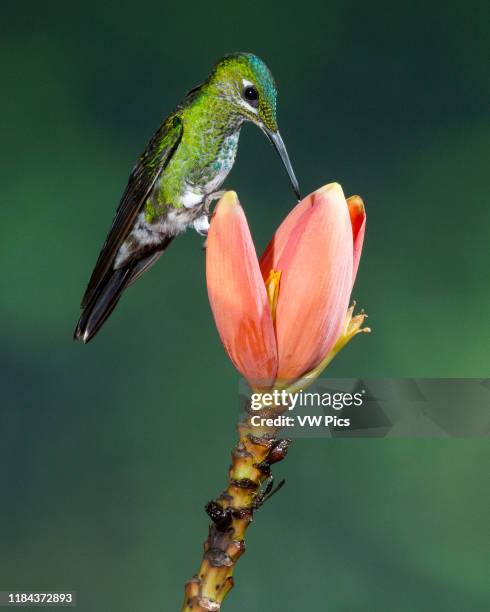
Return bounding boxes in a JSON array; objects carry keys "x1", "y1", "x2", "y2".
[{"x1": 206, "y1": 184, "x2": 366, "y2": 387}]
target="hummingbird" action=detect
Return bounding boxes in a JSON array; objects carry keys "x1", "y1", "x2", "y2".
[{"x1": 74, "y1": 52, "x2": 300, "y2": 343}]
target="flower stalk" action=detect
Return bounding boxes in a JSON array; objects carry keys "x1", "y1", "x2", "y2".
[{"x1": 182, "y1": 416, "x2": 289, "y2": 611}]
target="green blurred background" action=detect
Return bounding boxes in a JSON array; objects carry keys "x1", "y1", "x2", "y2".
[{"x1": 1, "y1": 1, "x2": 489, "y2": 610}]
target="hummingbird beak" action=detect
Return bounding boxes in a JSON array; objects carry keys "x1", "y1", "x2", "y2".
[{"x1": 261, "y1": 126, "x2": 301, "y2": 200}]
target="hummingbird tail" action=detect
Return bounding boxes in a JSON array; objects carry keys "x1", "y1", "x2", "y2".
[
  {"x1": 74, "y1": 242, "x2": 172, "y2": 344},
  {"x1": 74, "y1": 267, "x2": 131, "y2": 344}
]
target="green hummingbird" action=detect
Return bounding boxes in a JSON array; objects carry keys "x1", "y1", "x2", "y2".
[{"x1": 74, "y1": 52, "x2": 300, "y2": 343}]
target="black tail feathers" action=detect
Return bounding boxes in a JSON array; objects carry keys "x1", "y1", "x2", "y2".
[
  {"x1": 74, "y1": 237, "x2": 174, "y2": 344},
  {"x1": 74, "y1": 267, "x2": 131, "y2": 344}
]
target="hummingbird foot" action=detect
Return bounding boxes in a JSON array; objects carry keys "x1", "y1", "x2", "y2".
[
  {"x1": 193, "y1": 214, "x2": 210, "y2": 237},
  {"x1": 194, "y1": 191, "x2": 227, "y2": 245},
  {"x1": 197, "y1": 191, "x2": 227, "y2": 249},
  {"x1": 204, "y1": 190, "x2": 227, "y2": 214}
]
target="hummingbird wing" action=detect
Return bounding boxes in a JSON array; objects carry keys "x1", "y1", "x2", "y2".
[{"x1": 80, "y1": 114, "x2": 183, "y2": 309}]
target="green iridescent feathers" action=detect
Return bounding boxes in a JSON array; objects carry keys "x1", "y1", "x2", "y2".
[
  {"x1": 80, "y1": 115, "x2": 183, "y2": 308},
  {"x1": 209, "y1": 53, "x2": 278, "y2": 131}
]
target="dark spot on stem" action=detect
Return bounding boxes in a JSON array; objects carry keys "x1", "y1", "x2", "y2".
[{"x1": 230, "y1": 478, "x2": 258, "y2": 490}]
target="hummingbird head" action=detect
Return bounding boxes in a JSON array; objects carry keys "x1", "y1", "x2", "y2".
[{"x1": 209, "y1": 53, "x2": 300, "y2": 199}]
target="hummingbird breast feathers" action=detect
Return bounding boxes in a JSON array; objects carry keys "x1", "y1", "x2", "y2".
[{"x1": 114, "y1": 126, "x2": 240, "y2": 269}]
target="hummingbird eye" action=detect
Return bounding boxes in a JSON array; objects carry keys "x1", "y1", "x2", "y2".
[{"x1": 243, "y1": 85, "x2": 259, "y2": 106}]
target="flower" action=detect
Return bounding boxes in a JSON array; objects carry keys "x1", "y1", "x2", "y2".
[{"x1": 205, "y1": 183, "x2": 368, "y2": 390}]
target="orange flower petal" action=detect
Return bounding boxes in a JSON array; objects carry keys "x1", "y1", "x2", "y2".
[
  {"x1": 206, "y1": 192, "x2": 278, "y2": 388},
  {"x1": 260, "y1": 196, "x2": 314, "y2": 277},
  {"x1": 265, "y1": 183, "x2": 354, "y2": 382},
  {"x1": 347, "y1": 195, "x2": 366, "y2": 286}
]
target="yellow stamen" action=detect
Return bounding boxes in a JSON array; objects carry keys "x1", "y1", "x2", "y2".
[{"x1": 264, "y1": 269, "x2": 282, "y2": 322}]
